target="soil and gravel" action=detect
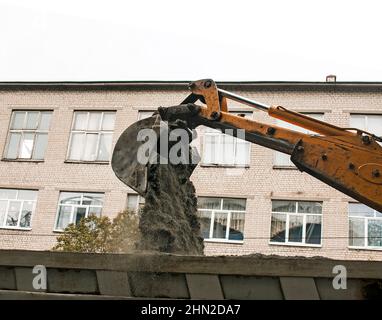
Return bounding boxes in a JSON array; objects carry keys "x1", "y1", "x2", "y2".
[{"x1": 137, "y1": 123, "x2": 204, "y2": 255}]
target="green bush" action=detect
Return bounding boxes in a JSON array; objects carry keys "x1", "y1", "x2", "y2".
[{"x1": 53, "y1": 210, "x2": 140, "y2": 253}]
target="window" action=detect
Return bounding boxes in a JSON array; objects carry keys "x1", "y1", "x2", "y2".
[
  {"x1": 350, "y1": 114, "x2": 382, "y2": 141},
  {"x1": 55, "y1": 192, "x2": 104, "y2": 231},
  {"x1": 270, "y1": 200, "x2": 322, "y2": 245},
  {"x1": 202, "y1": 112, "x2": 252, "y2": 166},
  {"x1": 4, "y1": 111, "x2": 52, "y2": 160},
  {"x1": 126, "y1": 193, "x2": 145, "y2": 212},
  {"x1": 0, "y1": 189, "x2": 37, "y2": 229},
  {"x1": 197, "y1": 197, "x2": 246, "y2": 242},
  {"x1": 138, "y1": 111, "x2": 155, "y2": 120},
  {"x1": 67, "y1": 111, "x2": 116, "y2": 162},
  {"x1": 274, "y1": 113, "x2": 323, "y2": 167},
  {"x1": 349, "y1": 203, "x2": 382, "y2": 248}
]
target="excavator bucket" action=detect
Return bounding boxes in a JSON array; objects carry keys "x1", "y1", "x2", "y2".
[
  {"x1": 111, "y1": 113, "x2": 200, "y2": 197},
  {"x1": 111, "y1": 114, "x2": 163, "y2": 196}
]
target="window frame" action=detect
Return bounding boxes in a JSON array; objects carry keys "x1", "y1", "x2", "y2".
[
  {"x1": 201, "y1": 111, "x2": 252, "y2": 167},
  {"x1": 137, "y1": 110, "x2": 155, "y2": 120},
  {"x1": 269, "y1": 200, "x2": 323, "y2": 247},
  {"x1": 348, "y1": 202, "x2": 382, "y2": 250},
  {"x1": 54, "y1": 192, "x2": 104, "y2": 232},
  {"x1": 273, "y1": 113, "x2": 324, "y2": 168},
  {"x1": 66, "y1": 111, "x2": 116, "y2": 163},
  {"x1": 197, "y1": 197, "x2": 246, "y2": 243},
  {"x1": 3, "y1": 110, "x2": 52, "y2": 161},
  {"x1": 0, "y1": 189, "x2": 37, "y2": 230},
  {"x1": 349, "y1": 113, "x2": 382, "y2": 139},
  {"x1": 126, "y1": 193, "x2": 145, "y2": 212}
]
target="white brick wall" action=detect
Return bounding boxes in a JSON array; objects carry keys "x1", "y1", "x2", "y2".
[{"x1": 0, "y1": 85, "x2": 381, "y2": 261}]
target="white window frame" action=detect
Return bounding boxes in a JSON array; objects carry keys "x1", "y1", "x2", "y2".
[
  {"x1": 0, "y1": 189, "x2": 37, "y2": 230},
  {"x1": 137, "y1": 110, "x2": 155, "y2": 120},
  {"x1": 4, "y1": 110, "x2": 52, "y2": 161},
  {"x1": 348, "y1": 203, "x2": 382, "y2": 250},
  {"x1": 201, "y1": 112, "x2": 252, "y2": 167},
  {"x1": 66, "y1": 111, "x2": 116, "y2": 162},
  {"x1": 54, "y1": 192, "x2": 104, "y2": 231},
  {"x1": 349, "y1": 113, "x2": 382, "y2": 142},
  {"x1": 273, "y1": 113, "x2": 324, "y2": 168},
  {"x1": 270, "y1": 200, "x2": 323, "y2": 247},
  {"x1": 126, "y1": 193, "x2": 145, "y2": 212},
  {"x1": 197, "y1": 197, "x2": 246, "y2": 243}
]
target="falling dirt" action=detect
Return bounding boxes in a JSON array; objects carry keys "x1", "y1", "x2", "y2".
[
  {"x1": 137, "y1": 123, "x2": 204, "y2": 255},
  {"x1": 138, "y1": 164, "x2": 204, "y2": 255}
]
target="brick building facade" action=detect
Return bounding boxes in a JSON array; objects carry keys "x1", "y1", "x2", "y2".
[{"x1": 0, "y1": 81, "x2": 381, "y2": 261}]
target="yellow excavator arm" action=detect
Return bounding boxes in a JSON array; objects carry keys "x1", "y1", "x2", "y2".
[{"x1": 112, "y1": 79, "x2": 382, "y2": 212}]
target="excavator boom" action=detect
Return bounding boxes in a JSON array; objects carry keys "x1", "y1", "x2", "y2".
[{"x1": 112, "y1": 79, "x2": 382, "y2": 212}]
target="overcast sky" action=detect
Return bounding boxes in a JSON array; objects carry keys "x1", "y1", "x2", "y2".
[{"x1": 1, "y1": 0, "x2": 382, "y2": 82}]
